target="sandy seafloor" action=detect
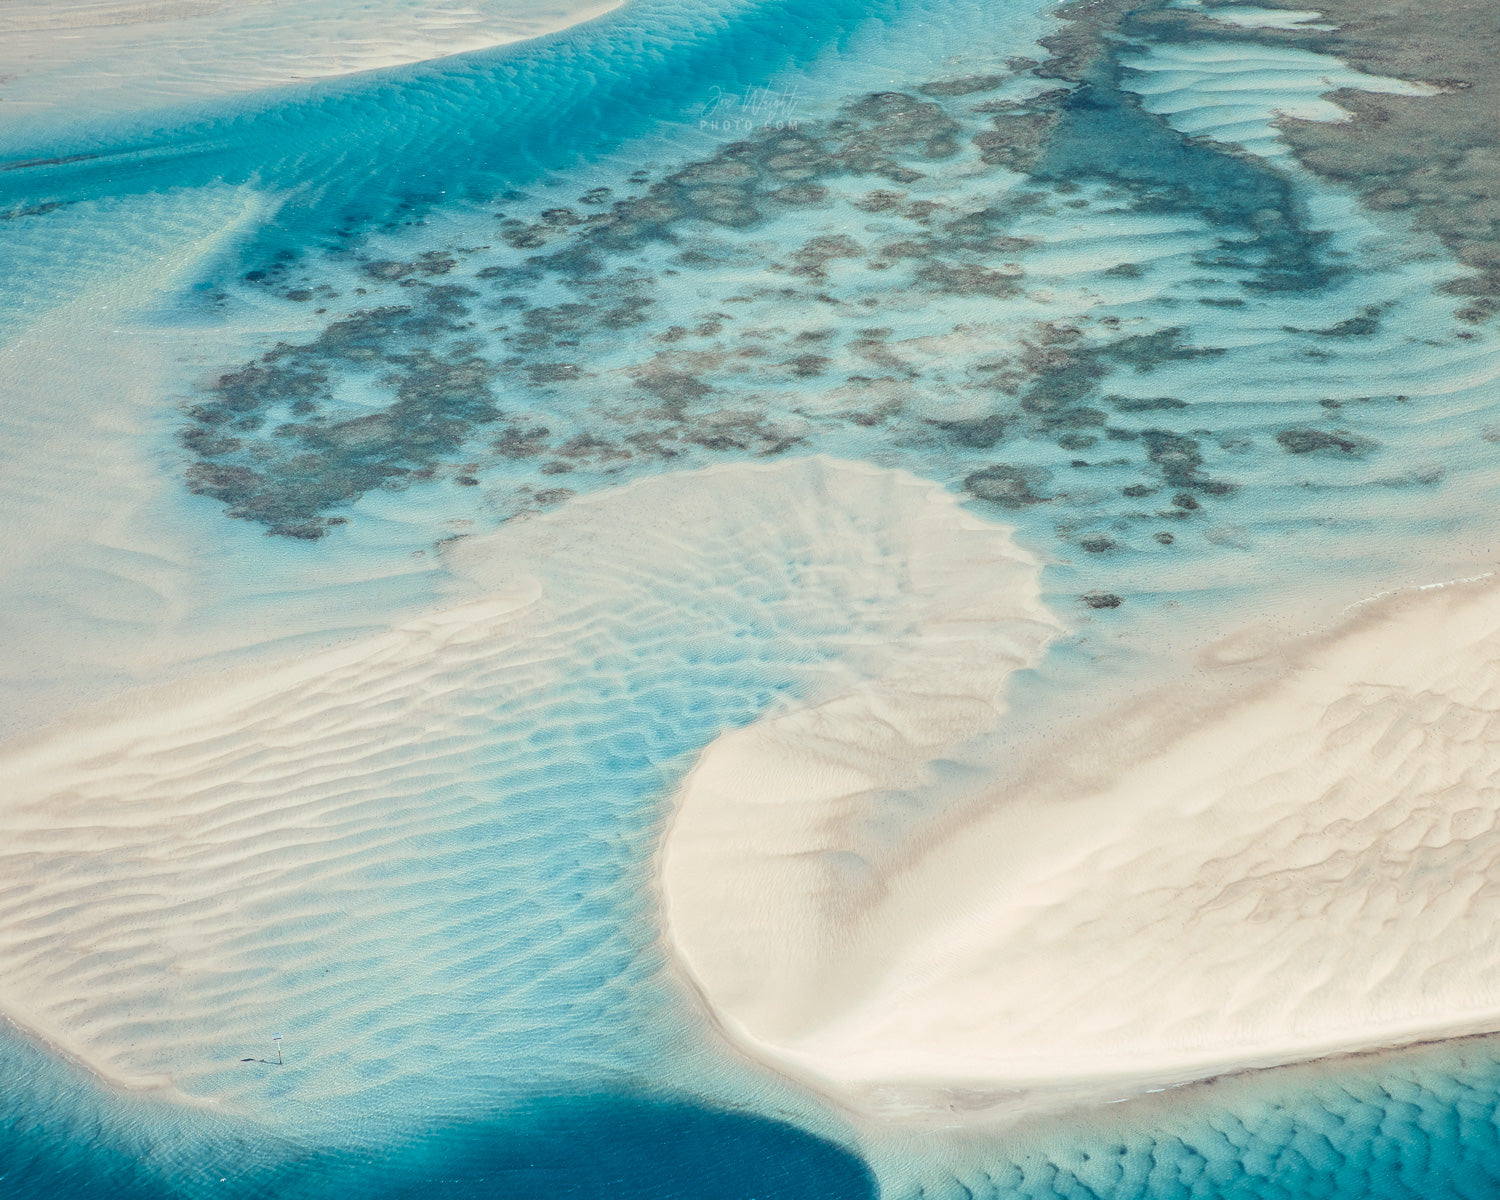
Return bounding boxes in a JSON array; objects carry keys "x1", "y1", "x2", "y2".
[{"x1": 6, "y1": 0, "x2": 1500, "y2": 1195}]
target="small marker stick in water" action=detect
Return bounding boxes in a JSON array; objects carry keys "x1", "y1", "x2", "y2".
[{"x1": 273, "y1": 1033, "x2": 283, "y2": 1065}]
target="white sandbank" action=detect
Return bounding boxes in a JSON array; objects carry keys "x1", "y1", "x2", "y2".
[
  {"x1": 663, "y1": 570, "x2": 1500, "y2": 1115},
  {"x1": 0, "y1": 0, "x2": 617, "y2": 136},
  {"x1": 0, "y1": 456, "x2": 1051, "y2": 1119}
]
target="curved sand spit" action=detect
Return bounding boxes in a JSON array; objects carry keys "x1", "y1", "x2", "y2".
[{"x1": 664, "y1": 570, "x2": 1500, "y2": 1113}]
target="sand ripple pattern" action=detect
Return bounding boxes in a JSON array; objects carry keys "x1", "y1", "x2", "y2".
[{"x1": 0, "y1": 455, "x2": 1047, "y2": 1129}]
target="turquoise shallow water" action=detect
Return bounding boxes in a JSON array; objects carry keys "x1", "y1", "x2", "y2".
[
  {"x1": 10, "y1": 1011, "x2": 1500, "y2": 1200},
  {"x1": 4, "y1": 0, "x2": 1500, "y2": 1194}
]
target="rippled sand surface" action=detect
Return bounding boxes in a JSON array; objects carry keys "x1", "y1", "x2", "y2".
[
  {"x1": 0, "y1": 458, "x2": 1041, "y2": 1126},
  {"x1": 5, "y1": 0, "x2": 1500, "y2": 1195}
]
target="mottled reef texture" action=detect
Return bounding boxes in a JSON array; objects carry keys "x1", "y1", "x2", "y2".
[
  {"x1": 1133, "y1": 0, "x2": 1500, "y2": 325},
  {"x1": 183, "y1": 0, "x2": 1435, "y2": 544}
]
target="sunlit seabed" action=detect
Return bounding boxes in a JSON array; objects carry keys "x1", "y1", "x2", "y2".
[{"x1": 3, "y1": 0, "x2": 1500, "y2": 1195}]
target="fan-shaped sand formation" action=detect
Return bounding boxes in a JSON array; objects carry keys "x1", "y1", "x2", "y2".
[
  {"x1": 664, "y1": 572, "x2": 1500, "y2": 1113},
  {"x1": 0, "y1": 456, "x2": 1053, "y2": 1119}
]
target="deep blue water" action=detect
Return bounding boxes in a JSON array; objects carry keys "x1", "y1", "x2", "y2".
[
  {"x1": 5, "y1": 0, "x2": 1500, "y2": 1194},
  {"x1": 1, "y1": 1075, "x2": 877, "y2": 1200}
]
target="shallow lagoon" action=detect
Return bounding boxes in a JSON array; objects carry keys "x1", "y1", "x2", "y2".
[{"x1": 4, "y1": 0, "x2": 1500, "y2": 1196}]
